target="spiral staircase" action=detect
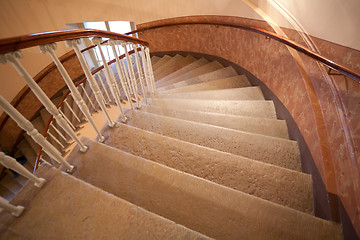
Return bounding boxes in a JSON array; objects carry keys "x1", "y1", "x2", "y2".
[{"x1": 0, "y1": 53, "x2": 342, "y2": 239}]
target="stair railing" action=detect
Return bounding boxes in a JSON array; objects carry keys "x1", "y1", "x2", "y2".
[{"x1": 0, "y1": 29, "x2": 155, "y2": 177}]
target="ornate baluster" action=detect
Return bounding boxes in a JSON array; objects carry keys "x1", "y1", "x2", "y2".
[
  {"x1": 144, "y1": 46, "x2": 156, "y2": 93},
  {"x1": 63, "y1": 98, "x2": 82, "y2": 123},
  {"x1": 0, "y1": 51, "x2": 87, "y2": 153},
  {"x1": 0, "y1": 197, "x2": 24, "y2": 217},
  {"x1": 66, "y1": 39, "x2": 115, "y2": 127},
  {"x1": 50, "y1": 122, "x2": 68, "y2": 142},
  {"x1": 121, "y1": 41, "x2": 141, "y2": 108},
  {"x1": 0, "y1": 152, "x2": 46, "y2": 187},
  {"x1": 92, "y1": 38, "x2": 127, "y2": 122},
  {"x1": 132, "y1": 44, "x2": 147, "y2": 104},
  {"x1": 109, "y1": 40, "x2": 133, "y2": 109},
  {"x1": 58, "y1": 109, "x2": 76, "y2": 131},
  {"x1": 96, "y1": 72, "x2": 112, "y2": 105},
  {"x1": 47, "y1": 130, "x2": 65, "y2": 149},
  {"x1": 140, "y1": 46, "x2": 152, "y2": 95},
  {"x1": 0, "y1": 95, "x2": 75, "y2": 172},
  {"x1": 79, "y1": 83, "x2": 98, "y2": 112}
]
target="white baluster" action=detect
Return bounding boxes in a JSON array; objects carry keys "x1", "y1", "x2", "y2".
[
  {"x1": 121, "y1": 41, "x2": 141, "y2": 108},
  {"x1": 47, "y1": 130, "x2": 65, "y2": 149},
  {"x1": 120, "y1": 56, "x2": 134, "y2": 95},
  {"x1": 79, "y1": 83, "x2": 98, "y2": 112},
  {"x1": 0, "y1": 51, "x2": 87, "y2": 153},
  {"x1": 132, "y1": 44, "x2": 147, "y2": 104},
  {"x1": 0, "y1": 152, "x2": 46, "y2": 187},
  {"x1": 92, "y1": 38, "x2": 127, "y2": 122},
  {"x1": 0, "y1": 95, "x2": 74, "y2": 172},
  {"x1": 144, "y1": 47, "x2": 156, "y2": 93},
  {"x1": 66, "y1": 39, "x2": 115, "y2": 127},
  {"x1": 96, "y1": 72, "x2": 112, "y2": 105},
  {"x1": 0, "y1": 197, "x2": 25, "y2": 217},
  {"x1": 39, "y1": 43, "x2": 105, "y2": 142},
  {"x1": 63, "y1": 98, "x2": 82, "y2": 123},
  {"x1": 140, "y1": 45, "x2": 152, "y2": 95},
  {"x1": 59, "y1": 109, "x2": 76, "y2": 131},
  {"x1": 108, "y1": 40, "x2": 133, "y2": 108},
  {"x1": 50, "y1": 122, "x2": 68, "y2": 142}
]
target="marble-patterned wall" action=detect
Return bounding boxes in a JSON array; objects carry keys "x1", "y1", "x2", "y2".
[
  {"x1": 137, "y1": 15, "x2": 360, "y2": 236},
  {"x1": 0, "y1": 51, "x2": 84, "y2": 152}
]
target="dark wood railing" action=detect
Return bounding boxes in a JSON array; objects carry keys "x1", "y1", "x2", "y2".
[
  {"x1": 0, "y1": 29, "x2": 148, "y2": 54},
  {"x1": 126, "y1": 21, "x2": 360, "y2": 83}
]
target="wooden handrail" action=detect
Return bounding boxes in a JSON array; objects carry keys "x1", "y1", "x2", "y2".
[
  {"x1": 33, "y1": 49, "x2": 137, "y2": 172},
  {"x1": 0, "y1": 29, "x2": 148, "y2": 54},
  {"x1": 126, "y1": 21, "x2": 360, "y2": 83}
]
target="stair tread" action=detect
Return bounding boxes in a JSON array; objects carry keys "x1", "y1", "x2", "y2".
[
  {"x1": 155, "y1": 55, "x2": 197, "y2": 81},
  {"x1": 123, "y1": 110, "x2": 301, "y2": 171},
  {"x1": 156, "y1": 58, "x2": 210, "y2": 87},
  {"x1": 0, "y1": 165, "x2": 210, "y2": 240},
  {"x1": 100, "y1": 122, "x2": 311, "y2": 212},
  {"x1": 152, "y1": 55, "x2": 172, "y2": 71},
  {"x1": 167, "y1": 66, "x2": 238, "y2": 91},
  {"x1": 157, "y1": 86, "x2": 265, "y2": 100},
  {"x1": 151, "y1": 56, "x2": 161, "y2": 65},
  {"x1": 66, "y1": 138, "x2": 340, "y2": 240},
  {"x1": 153, "y1": 54, "x2": 184, "y2": 79},
  {"x1": 149, "y1": 98, "x2": 277, "y2": 119},
  {"x1": 161, "y1": 75, "x2": 251, "y2": 94},
  {"x1": 140, "y1": 105, "x2": 289, "y2": 139},
  {"x1": 157, "y1": 61, "x2": 223, "y2": 89}
]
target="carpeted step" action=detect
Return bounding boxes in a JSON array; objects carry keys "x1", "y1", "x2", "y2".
[
  {"x1": 100, "y1": 123, "x2": 310, "y2": 212},
  {"x1": 156, "y1": 58, "x2": 209, "y2": 87},
  {"x1": 66, "y1": 138, "x2": 340, "y2": 240},
  {"x1": 148, "y1": 98, "x2": 277, "y2": 119},
  {"x1": 168, "y1": 66, "x2": 238, "y2": 90},
  {"x1": 0, "y1": 164, "x2": 210, "y2": 240},
  {"x1": 151, "y1": 55, "x2": 161, "y2": 65},
  {"x1": 157, "y1": 61, "x2": 223, "y2": 90},
  {"x1": 123, "y1": 110, "x2": 301, "y2": 171},
  {"x1": 153, "y1": 54, "x2": 184, "y2": 79},
  {"x1": 140, "y1": 105, "x2": 289, "y2": 139},
  {"x1": 156, "y1": 87, "x2": 265, "y2": 100},
  {"x1": 155, "y1": 55, "x2": 197, "y2": 81},
  {"x1": 160, "y1": 75, "x2": 250, "y2": 94},
  {"x1": 152, "y1": 55, "x2": 172, "y2": 71}
]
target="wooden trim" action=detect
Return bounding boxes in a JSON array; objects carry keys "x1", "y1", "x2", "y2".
[
  {"x1": 126, "y1": 22, "x2": 360, "y2": 83},
  {"x1": 0, "y1": 29, "x2": 149, "y2": 54}
]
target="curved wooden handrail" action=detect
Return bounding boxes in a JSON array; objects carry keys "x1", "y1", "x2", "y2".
[
  {"x1": 33, "y1": 48, "x2": 137, "y2": 172},
  {"x1": 0, "y1": 29, "x2": 148, "y2": 54},
  {"x1": 126, "y1": 21, "x2": 360, "y2": 83}
]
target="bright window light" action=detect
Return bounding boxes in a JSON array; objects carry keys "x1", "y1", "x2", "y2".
[
  {"x1": 108, "y1": 21, "x2": 132, "y2": 34},
  {"x1": 83, "y1": 21, "x2": 107, "y2": 31}
]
